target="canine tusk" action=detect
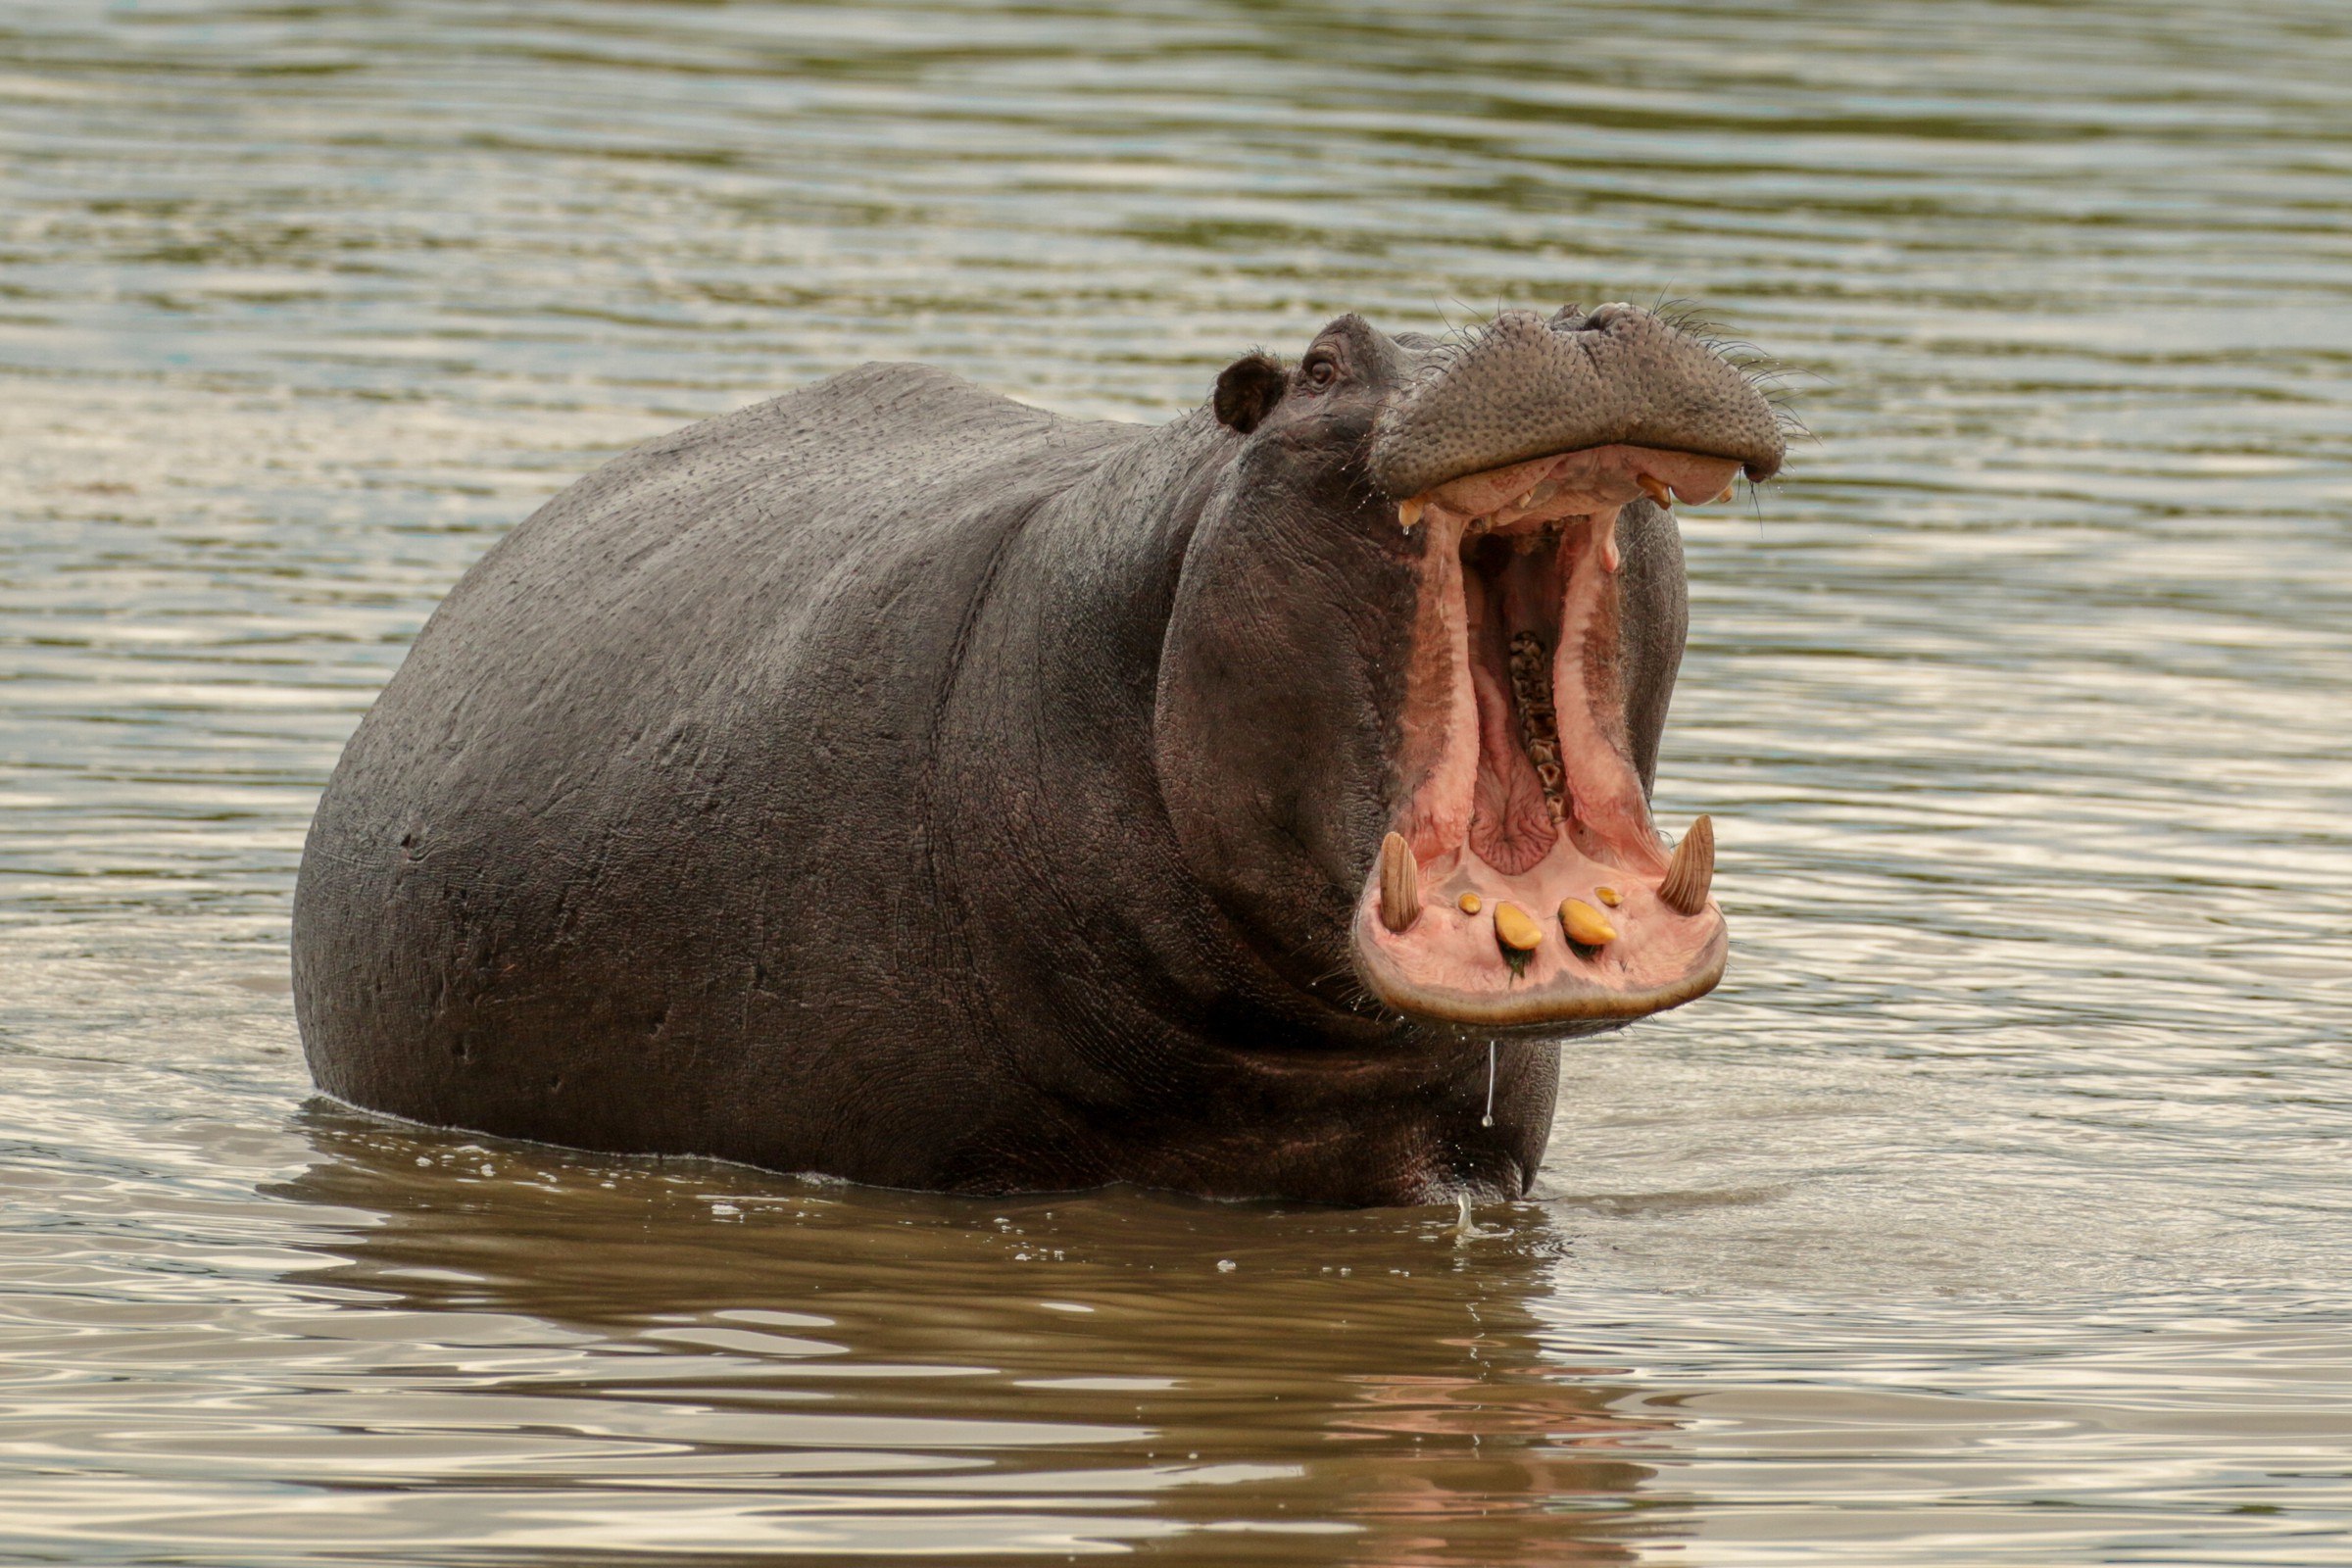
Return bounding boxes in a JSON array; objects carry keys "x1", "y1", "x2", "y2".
[
  {"x1": 1379, "y1": 831, "x2": 1420, "y2": 932},
  {"x1": 1657, "y1": 814, "x2": 1716, "y2": 916}
]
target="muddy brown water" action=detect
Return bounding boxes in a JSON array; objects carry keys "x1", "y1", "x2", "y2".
[{"x1": 4, "y1": 1, "x2": 2351, "y2": 1562}]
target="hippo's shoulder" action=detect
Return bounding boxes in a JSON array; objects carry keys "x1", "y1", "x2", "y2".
[
  {"x1": 478, "y1": 363, "x2": 1140, "y2": 587},
  {"x1": 627, "y1": 362, "x2": 1124, "y2": 484}
]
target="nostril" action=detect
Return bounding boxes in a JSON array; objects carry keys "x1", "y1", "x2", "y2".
[{"x1": 1550, "y1": 301, "x2": 1640, "y2": 334}]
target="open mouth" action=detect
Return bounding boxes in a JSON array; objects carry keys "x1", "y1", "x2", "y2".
[{"x1": 1352, "y1": 442, "x2": 1737, "y2": 1028}]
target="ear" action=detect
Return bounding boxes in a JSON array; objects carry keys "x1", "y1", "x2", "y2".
[{"x1": 1213, "y1": 352, "x2": 1288, "y2": 434}]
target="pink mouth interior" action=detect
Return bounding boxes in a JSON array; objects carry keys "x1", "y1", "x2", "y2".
[{"x1": 1354, "y1": 444, "x2": 1739, "y2": 1025}]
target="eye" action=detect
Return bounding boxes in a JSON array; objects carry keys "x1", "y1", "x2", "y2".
[{"x1": 1302, "y1": 353, "x2": 1339, "y2": 388}]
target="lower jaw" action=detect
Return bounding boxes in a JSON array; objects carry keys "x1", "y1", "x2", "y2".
[
  {"x1": 1353, "y1": 907, "x2": 1726, "y2": 1029},
  {"x1": 1353, "y1": 827, "x2": 1728, "y2": 1028}
]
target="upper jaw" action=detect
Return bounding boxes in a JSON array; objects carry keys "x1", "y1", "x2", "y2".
[
  {"x1": 1396, "y1": 443, "x2": 1745, "y2": 534},
  {"x1": 1348, "y1": 441, "x2": 1730, "y2": 1030},
  {"x1": 1368, "y1": 304, "x2": 1786, "y2": 503}
]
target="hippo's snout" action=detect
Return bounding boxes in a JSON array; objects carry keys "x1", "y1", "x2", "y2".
[
  {"x1": 1329, "y1": 300, "x2": 1788, "y2": 1031},
  {"x1": 1370, "y1": 304, "x2": 1785, "y2": 501}
]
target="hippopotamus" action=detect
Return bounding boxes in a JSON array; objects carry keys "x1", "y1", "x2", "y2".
[{"x1": 292, "y1": 303, "x2": 1785, "y2": 1206}]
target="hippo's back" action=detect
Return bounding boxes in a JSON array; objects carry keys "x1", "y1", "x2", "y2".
[{"x1": 293, "y1": 365, "x2": 1137, "y2": 1173}]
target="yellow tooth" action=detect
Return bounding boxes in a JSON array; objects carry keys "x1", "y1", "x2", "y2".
[
  {"x1": 1638, "y1": 474, "x2": 1674, "y2": 507},
  {"x1": 1713, "y1": 485, "x2": 1735, "y2": 505},
  {"x1": 1398, "y1": 496, "x2": 1426, "y2": 531},
  {"x1": 1559, "y1": 898, "x2": 1618, "y2": 946},
  {"x1": 1594, "y1": 885, "x2": 1622, "y2": 906},
  {"x1": 1493, "y1": 901, "x2": 1543, "y2": 953},
  {"x1": 1457, "y1": 892, "x2": 1482, "y2": 914}
]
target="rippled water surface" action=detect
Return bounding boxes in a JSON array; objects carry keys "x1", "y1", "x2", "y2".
[{"x1": 5, "y1": 1, "x2": 2351, "y2": 1561}]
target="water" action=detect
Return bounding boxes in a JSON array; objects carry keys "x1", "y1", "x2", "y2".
[{"x1": 4, "y1": 1, "x2": 2349, "y2": 1560}]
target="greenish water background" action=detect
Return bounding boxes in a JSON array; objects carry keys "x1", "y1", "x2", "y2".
[{"x1": 3, "y1": 1, "x2": 2349, "y2": 1561}]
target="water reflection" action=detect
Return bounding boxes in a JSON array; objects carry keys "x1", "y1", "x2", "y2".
[{"x1": 270, "y1": 1105, "x2": 1677, "y2": 1564}]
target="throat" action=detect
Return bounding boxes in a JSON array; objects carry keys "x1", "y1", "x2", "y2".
[{"x1": 1462, "y1": 533, "x2": 1569, "y2": 876}]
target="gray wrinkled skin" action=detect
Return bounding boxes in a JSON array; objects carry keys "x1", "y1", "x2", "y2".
[
  {"x1": 293, "y1": 307, "x2": 1782, "y2": 1206},
  {"x1": 1372, "y1": 305, "x2": 1783, "y2": 499}
]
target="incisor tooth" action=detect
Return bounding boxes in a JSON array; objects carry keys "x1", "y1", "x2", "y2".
[
  {"x1": 1594, "y1": 885, "x2": 1622, "y2": 906},
  {"x1": 1638, "y1": 474, "x2": 1674, "y2": 507},
  {"x1": 1559, "y1": 898, "x2": 1618, "y2": 947},
  {"x1": 1457, "y1": 892, "x2": 1482, "y2": 914},
  {"x1": 1398, "y1": 496, "x2": 1426, "y2": 530},
  {"x1": 1713, "y1": 485, "x2": 1735, "y2": 505},
  {"x1": 1493, "y1": 901, "x2": 1543, "y2": 953},
  {"x1": 1379, "y1": 832, "x2": 1420, "y2": 933},
  {"x1": 1657, "y1": 814, "x2": 1716, "y2": 916}
]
